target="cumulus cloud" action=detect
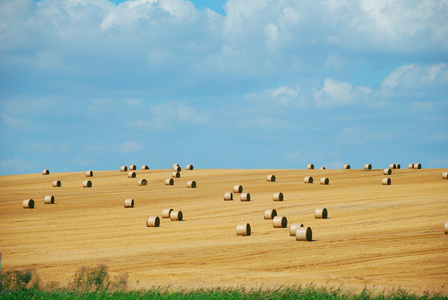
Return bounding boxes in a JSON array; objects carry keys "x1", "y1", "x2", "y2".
[
  {"x1": 246, "y1": 85, "x2": 306, "y2": 108},
  {"x1": 313, "y1": 78, "x2": 372, "y2": 107}
]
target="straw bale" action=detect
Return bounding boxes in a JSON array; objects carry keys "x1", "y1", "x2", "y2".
[
  {"x1": 383, "y1": 168, "x2": 392, "y2": 175},
  {"x1": 124, "y1": 199, "x2": 134, "y2": 208},
  {"x1": 172, "y1": 172, "x2": 180, "y2": 178},
  {"x1": 267, "y1": 175, "x2": 276, "y2": 182},
  {"x1": 186, "y1": 164, "x2": 193, "y2": 170},
  {"x1": 172, "y1": 163, "x2": 179, "y2": 169},
  {"x1": 389, "y1": 164, "x2": 396, "y2": 169},
  {"x1": 52, "y1": 180, "x2": 61, "y2": 187},
  {"x1": 236, "y1": 223, "x2": 251, "y2": 236},
  {"x1": 162, "y1": 208, "x2": 173, "y2": 218},
  {"x1": 187, "y1": 180, "x2": 196, "y2": 188},
  {"x1": 138, "y1": 179, "x2": 148, "y2": 186},
  {"x1": 165, "y1": 178, "x2": 174, "y2": 185},
  {"x1": 44, "y1": 195, "x2": 54, "y2": 204},
  {"x1": 296, "y1": 227, "x2": 312, "y2": 241},
  {"x1": 224, "y1": 192, "x2": 233, "y2": 201},
  {"x1": 320, "y1": 177, "x2": 329, "y2": 185},
  {"x1": 120, "y1": 166, "x2": 128, "y2": 172},
  {"x1": 307, "y1": 164, "x2": 314, "y2": 170},
  {"x1": 42, "y1": 169, "x2": 50, "y2": 175},
  {"x1": 314, "y1": 208, "x2": 328, "y2": 219},
  {"x1": 128, "y1": 171, "x2": 136, "y2": 178},
  {"x1": 413, "y1": 163, "x2": 422, "y2": 169},
  {"x1": 170, "y1": 210, "x2": 183, "y2": 221},
  {"x1": 240, "y1": 193, "x2": 250, "y2": 201},
  {"x1": 382, "y1": 178, "x2": 391, "y2": 185},
  {"x1": 364, "y1": 164, "x2": 372, "y2": 170},
  {"x1": 23, "y1": 199, "x2": 34, "y2": 209},
  {"x1": 304, "y1": 176, "x2": 313, "y2": 183},
  {"x1": 85, "y1": 171, "x2": 93, "y2": 177},
  {"x1": 408, "y1": 164, "x2": 413, "y2": 169},
  {"x1": 289, "y1": 223, "x2": 304, "y2": 236},
  {"x1": 83, "y1": 180, "x2": 92, "y2": 188},
  {"x1": 233, "y1": 185, "x2": 243, "y2": 193},
  {"x1": 442, "y1": 172, "x2": 448, "y2": 179},
  {"x1": 273, "y1": 216, "x2": 287, "y2": 228},
  {"x1": 129, "y1": 165, "x2": 136, "y2": 170},
  {"x1": 444, "y1": 221, "x2": 448, "y2": 234},
  {"x1": 263, "y1": 209, "x2": 277, "y2": 220},
  {"x1": 141, "y1": 165, "x2": 149, "y2": 170},
  {"x1": 146, "y1": 216, "x2": 160, "y2": 227},
  {"x1": 343, "y1": 164, "x2": 351, "y2": 169},
  {"x1": 396, "y1": 164, "x2": 401, "y2": 169},
  {"x1": 319, "y1": 167, "x2": 326, "y2": 170},
  {"x1": 273, "y1": 192, "x2": 284, "y2": 201}
]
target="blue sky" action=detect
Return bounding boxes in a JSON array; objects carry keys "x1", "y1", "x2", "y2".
[{"x1": 0, "y1": 0, "x2": 447, "y2": 175}]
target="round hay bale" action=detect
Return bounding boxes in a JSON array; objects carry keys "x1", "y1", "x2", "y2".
[
  {"x1": 44, "y1": 195, "x2": 54, "y2": 204},
  {"x1": 444, "y1": 221, "x2": 448, "y2": 234},
  {"x1": 52, "y1": 180, "x2": 61, "y2": 187},
  {"x1": 236, "y1": 223, "x2": 251, "y2": 236},
  {"x1": 170, "y1": 210, "x2": 183, "y2": 221},
  {"x1": 382, "y1": 178, "x2": 391, "y2": 185},
  {"x1": 320, "y1": 177, "x2": 329, "y2": 185},
  {"x1": 162, "y1": 208, "x2": 173, "y2": 218},
  {"x1": 85, "y1": 170, "x2": 93, "y2": 177},
  {"x1": 304, "y1": 176, "x2": 313, "y2": 183},
  {"x1": 172, "y1": 163, "x2": 179, "y2": 169},
  {"x1": 408, "y1": 163, "x2": 413, "y2": 169},
  {"x1": 383, "y1": 168, "x2": 392, "y2": 175},
  {"x1": 264, "y1": 209, "x2": 277, "y2": 220},
  {"x1": 289, "y1": 223, "x2": 304, "y2": 236},
  {"x1": 146, "y1": 216, "x2": 160, "y2": 227},
  {"x1": 23, "y1": 199, "x2": 34, "y2": 209},
  {"x1": 364, "y1": 164, "x2": 372, "y2": 170},
  {"x1": 186, "y1": 164, "x2": 193, "y2": 170},
  {"x1": 233, "y1": 185, "x2": 243, "y2": 193},
  {"x1": 273, "y1": 216, "x2": 287, "y2": 228},
  {"x1": 442, "y1": 172, "x2": 448, "y2": 179},
  {"x1": 138, "y1": 179, "x2": 148, "y2": 186},
  {"x1": 314, "y1": 208, "x2": 328, "y2": 219},
  {"x1": 141, "y1": 165, "x2": 149, "y2": 170},
  {"x1": 129, "y1": 165, "x2": 136, "y2": 170},
  {"x1": 120, "y1": 166, "x2": 128, "y2": 172},
  {"x1": 389, "y1": 164, "x2": 396, "y2": 169},
  {"x1": 413, "y1": 163, "x2": 422, "y2": 169},
  {"x1": 273, "y1": 192, "x2": 284, "y2": 201},
  {"x1": 187, "y1": 180, "x2": 196, "y2": 188},
  {"x1": 124, "y1": 199, "x2": 134, "y2": 208},
  {"x1": 165, "y1": 178, "x2": 174, "y2": 185},
  {"x1": 224, "y1": 192, "x2": 233, "y2": 201},
  {"x1": 240, "y1": 193, "x2": 250, "y2": 201},
  {"x1": 128, "y1": 171, "x2": 136, "y2": 178},
  {"x1": 267, "y1": 175, "x2": 276, "y2": 182},
  {"x1": 83, "y1": 180, "x2": 92, "y2": 188},
  {"x1": 343, "y1": 164, "x2": 350, "y2": 170},
  {"x1": 173, "y1": 166, "x2": 181, "y2": 172},
  {"x1": 296, "y1": 227, "x2": 312, "y2": 241},
  {"x1": 319, "y1": 167, "x2": 326, "y2": 170},
  {"x1": 307, "y1": 164, "x2": 314, "y2": 170},
  {"x1": 172, "y1": 172, "x2": 180, "y2": 178},
  {"x1": 42, "y1": 169, "x2": 50, "y2": 175},
  {"x1": 396, "y1": 164, "x2": 401, "y2": 169}
]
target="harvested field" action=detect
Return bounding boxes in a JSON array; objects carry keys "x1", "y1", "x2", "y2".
[{"x1": 0, "y1": 168, "x2": 447, "y2": 295}]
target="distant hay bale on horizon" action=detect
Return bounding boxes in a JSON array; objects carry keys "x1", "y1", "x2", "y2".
[
  {"x1": 364, "y1": 164, "x2": 372, "y2": 170},
  {"x1": 319, "y1": 167, "x2": 326, "y2": 170},
  {"x1": 224, "y1": 192, "x2": 233, "y2": 201},
  {"x1": 172, "y1": 172, "x2": 180, "y2": 178},
  {"x1": 124, "y1": 199, "x2": 134, "y2": 208},
  {"x1": 343, "y1": 164, "x2": 350, "y2": 169},
  {"x1": 23, "y1": 199, "x2": 34, "y2": 209},
  {"x1": 146, "y1": 216, "x2": 160, "y2": 227},
  {"x1": 382, "y1": 178, "x2": 391, "y2": 185},
  {"x1": 273, "y1": 216, "x2": 287, "y2": 228},
  {"x1": 289, "y1": 223, "x2": 304, "y2": 236},
  {"x1": 296, "y1": 227, "x2": 312, "y2": 241},
  {"x1": 233, "y1": 185, "x2": 243, "y2": 193},
  {"x1": 186, "y1": 164, "x2": 193, "y2": 170},
  {"x1": 42, "y1": 169, "x2": 50, "y2": 175},
  {"x1": 413, "y1": 163, "x2": 422, "y2": 169},
  {"x1": 389, "y1": 164, "x2": 396, "y2": 169},
  {"x1": 267, "y1": 174, "x2": 276, "y2": 182},
  {"x1": 120, "y1": 166, "x2": 128, "y2": 172},
  {"x1": 141, "y1": 165, "x2": 149, "y2": 170},
  {"x1": 187, "y1": 180, "x2": 196, "y2": 188},
  {"x1": 162, "y1": 208, "x2": 173, "y2": 218},
  {"x1": 85, "y1": 171, "x2": 93, "y2": 177},
  {"x1": 320, "y1": 177, "x2": 329, "y2": 185},
  {"x1": 236, "y1": 223, "x2": 251, "y2": 236},
  {"x1": 44, "y1": 195, "x2": 54, "y2": 204},
  {"x1": 315, "y1": 208, "x2": 328, "y2": 219},
  {"x1": 408, "y1": 164, "x2": 413, "y2": 169},
  {"x1": 444, "y1": 221, "x2": 448, "y2": 234},
  {"x1": 172, "y1": 163, "x2": 179, "y2": 169},
  {"x1": 170, "y1": 210, "x2": 183, "y2": 221},
  {"x1": 52, "y1": 180, "x2": 61, "y2": 187},
  {"x1": 304, "y1": 176, "x2": 313, "y2": 184},
  {"x1": 307, "y1": 164, "x2": 314, "y2": 170},
  {"x1": 138, "y1": 179, "x2": 148, "y2": 186},
  {"x1": 128, "y1": 171, "x2": 136, "y2": 178},
  {"x1": 273, "y1": 192, "x2": 283, "y2": 201},
  {"x1": 396, "y1": 164, "x2": 401, "y2": 169},
  {"x1": 383, "y1": 168, "x2": 392, "y2": 175},
  {"x1": 173, "y1": 165, "x2": 181, "y2": 172},
  {"x1": 165, "y1": 178, "x2": 174, "y2": 185},
  {"x1": 129, "y1": 165, "x2": 136, "y2": 170},
  {"x1": 442, "y1": 172, "x2": 448, "y2": 179},
  {"x1": 240, "y1": 193, "x2": 250, "y2": 201},
  {"x1": 83, "y1": 180, "x2": 92, "y2": 188},
  {"x1": 264, "y1": 209, "x2": 277, "y2": 220}
]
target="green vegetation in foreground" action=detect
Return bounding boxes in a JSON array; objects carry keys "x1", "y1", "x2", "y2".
[{"x1": 1, "y1": 266, "x2": 446, "y2": 300}]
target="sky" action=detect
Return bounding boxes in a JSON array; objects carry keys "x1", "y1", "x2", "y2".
[{"x1": 0, "y1": 0, "x2": 447, "y2": 175}]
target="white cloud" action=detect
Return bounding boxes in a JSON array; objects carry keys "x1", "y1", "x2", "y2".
[
  {"x1": 247, "y1": 85, "x2": 304, "y2": 108},
  {"x1": 124, "y1": 98, "x2": 141, "y2": 106},
  {"x1": 422, "y1": 63, "x2": 446, "y2": 84},
  {"x1": 117, "y1": 140, "x2": 143, "y2": 154},
  {"x1": 0, "y1": 113, "x2": 27, "y2": 127},
  {"x1": 1, "y1": 157, "x2": 36, "y2": 173},
  {"x1": 381, "y1": 64, "x2": 416, "y2": 89},
  {"x1": 313, "y1": 78, "x2": 371, "y2": 107}
]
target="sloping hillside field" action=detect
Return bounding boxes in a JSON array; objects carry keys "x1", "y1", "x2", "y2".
[{"x1": 1, "y1": 167, "x2": 447, "y2": 295}]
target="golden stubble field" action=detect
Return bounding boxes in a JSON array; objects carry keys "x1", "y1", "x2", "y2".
[{"x1": 0, "y1": 167, "x2": 447, "y2": 295}]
